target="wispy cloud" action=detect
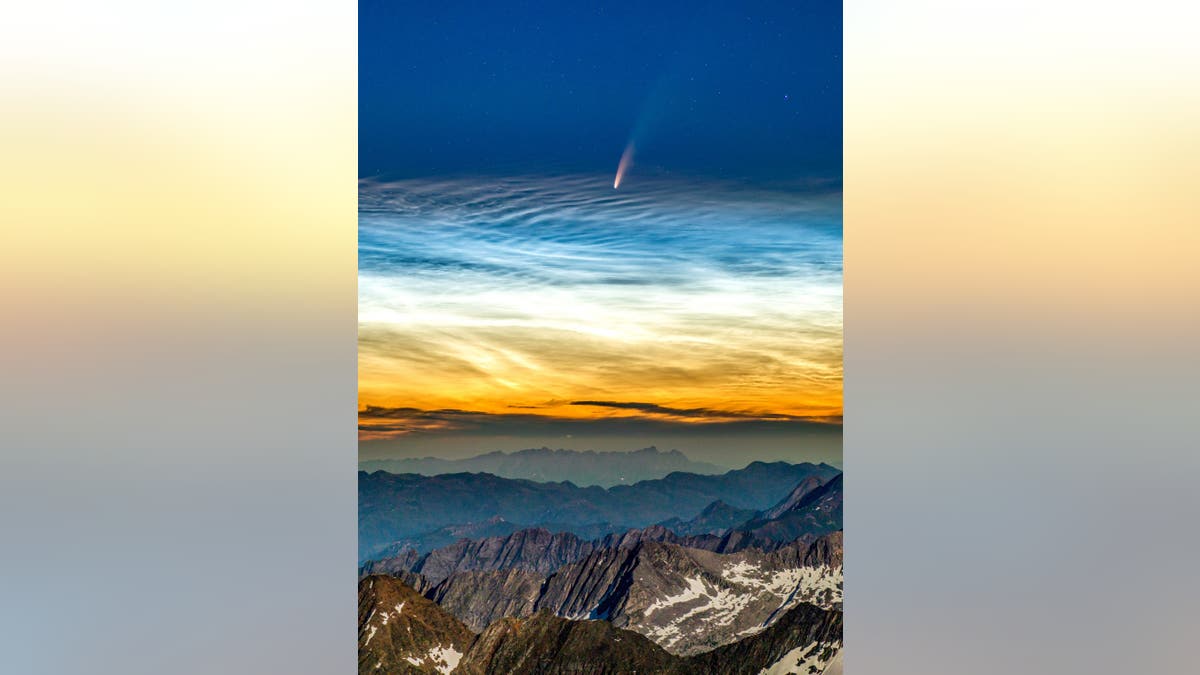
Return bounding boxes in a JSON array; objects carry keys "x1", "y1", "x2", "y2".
[{"x1": 358, "y1": 175, "x2": 842, "y2": 433}]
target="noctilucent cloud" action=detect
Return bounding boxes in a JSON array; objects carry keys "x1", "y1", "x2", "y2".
[{"x1": 359, "y1": 1, "x2": 842, "y2": 464}]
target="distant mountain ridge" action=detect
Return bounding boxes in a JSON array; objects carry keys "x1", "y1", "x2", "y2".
[
  {"x1": 363, "y1": 472, "x2": 844, "y2": 571},
  {"x1": 369, "y1": 518, "x2": 637, "y2": 560},
  {"x1": 359, "y1": 461, "x2": 841, "y2": 560},
  {"x1": 657, "y1": 499, "x2": 759, "y2": 536},
  {"x1": 359, "y1": 446, "x2": 726, "y2": 487}
]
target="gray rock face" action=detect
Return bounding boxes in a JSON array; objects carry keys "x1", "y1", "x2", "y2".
[
  {"x1": 426, "y1": 568, "x2": 545, "y2": 633},
  {"x1": 801, "y1": 530, "x2": 844, "y2": 569},
  {"x1": 539, "y1": 540, "x2": 843, "y2": 656},
  {"x1": 403, "y1": 536, "x2": 843, "y2": 657},
  {"x1": 415, "y1": 528, "x2": 593, "y2": 582},
  {"x1": 362, "y1": 525, "x2": 723, "y2": 585},
  {"x1": 364, "y1": 549, "x2": 424, "y2": 578},
  {"x1": 535, "y1": 545, "x2": 641, "y2": 622}
]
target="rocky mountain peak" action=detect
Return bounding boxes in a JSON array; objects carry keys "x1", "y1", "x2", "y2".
[
  {"x1": 358, "y1": 575, "x2": 474, "y2": 674},
  {"x1": 700, "y1": 499, "x2": 731, "y2": 515},
  {"x1": 763, "y1": 475, "x2": 828, "y2": 520}
]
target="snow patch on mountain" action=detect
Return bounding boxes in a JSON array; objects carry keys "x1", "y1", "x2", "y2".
[
  {"x1": 428, "y1": 645, "x2": 463, "y2": 674},
  {"x1": 644, "y1": 576, "x2": 708, "y2": 614},
  {"x1": 362, "y1": 624, "x2": 377, "y2": 647},
  {"x1": 725, "y1": 561, "x2": 843, "y2": 610},
  {"x1": 759, "y1": 639, "x2": 842, "y2": 675},
  {"x1": 633, "y1": 557, "x2": 843, "y2": 653},
  {"x1": 399, "y1": 644, "x2": 461, "y2": 674}
]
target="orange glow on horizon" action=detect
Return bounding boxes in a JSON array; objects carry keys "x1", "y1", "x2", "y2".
[{"x1": 357, "y1": 174, "x2": 843, "y2": 443}]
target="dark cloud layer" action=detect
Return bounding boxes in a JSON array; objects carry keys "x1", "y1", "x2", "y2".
[
  {"x1": 569, "y1": 400, "x2": 819, "y2": 421},
  {"x1": 359, "y1": 404, "x2": 839, "y2": 439}
]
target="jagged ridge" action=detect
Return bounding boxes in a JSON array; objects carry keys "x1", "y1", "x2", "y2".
[
  {"x1": 359, "y1": 461, "x2": 841, "y2": 559},
  {"x1": 390, "y1": 534, "x2": 842, "y2": 657},
  {"x1": 361, "y1": 576, "x2": 842, "y2": 675}
]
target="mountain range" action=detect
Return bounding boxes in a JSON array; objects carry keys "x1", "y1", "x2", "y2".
[
  {"x1": 368, "y1": 518, "x2": 636, "y2": 562},
  {"x1": 428, "y1": 535, "x2": 842, "y2": 655},
  {"x1": 362, "y1": 470, "x2": 844, "y2": 579},
  {"x1": 359, "y1": 446, "x2": 726, "y2": 488},
  {"x1": 361, "y1": 480, "x2": 844, "y2": 656},
  {"x1": 359, "y1": 461, "x2": 841, "y2": 560},
  {"x1": 360, "y1": 574, "x2": 843, "y2": 674},
  {"x1": 358, "y1": 461, "x2": 844, "y2": 672}
]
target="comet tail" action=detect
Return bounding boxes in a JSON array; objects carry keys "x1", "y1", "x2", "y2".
[{"x1": 613, "y1": 143, "x2": 634, "y2": 189}]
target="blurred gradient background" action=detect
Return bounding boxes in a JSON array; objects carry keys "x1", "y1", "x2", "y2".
[
  {"x1": 2, "y1": 1, "x2": 1198, "y2": 674},
  {"x1": 0, "y1": 2, "x2": 356, "y2": 674},
  {"x1": 846, "y1": 1, "x2": 1199, "y2": 673}
]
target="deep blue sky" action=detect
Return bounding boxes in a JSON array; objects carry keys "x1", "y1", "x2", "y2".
[{"x1": 360, "y1": 0, "x2": 841, "y2": 181}]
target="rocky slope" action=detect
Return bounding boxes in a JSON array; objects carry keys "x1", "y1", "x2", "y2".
[
  {"x1": 454, "y1": 610, "x2": 680, "y2": 675},
  {"x1": 364, "y1": 472, "x2": 843, "y2": 577},
  {"x1": 359, "y1": 462, "x2": 841, "y2": 559},
  {"x1": 358, "y1": 575, "x2": 474, "y2": 674},
  {"x1": 370, "y1": 518, "x2": 634, "y2": 559},
  {"x1": 425, "y1": 568, "x2": 545, "y2": 633},
  {"x1": 360, "y1": 446, "x2": 726, "y2": 488},
  {"x1": 392, "y1": 535, "x2": 843, "y2": 655},
  {"x1": 453, "y1": 603, "x2": 842, "y2": 675},
  {"x1": 363, "y1": 525, "x2": 722, "y2": 584},
  {"x1": 799, "y1": 530, "x2": 843, "y2": 569},
  {"x1": 360, "y1": 576, "x2": 842, "y2": 675},
  {"x1": 399, "y1": 527, "x2": 615, "y2": 582},
  {"x1": 761, "y1": 475, "x2": 828, "y2": 520},
  {"x1": 370, "y1": 517, "x2": 523, "y2": 559},
  {"x1": 685, "y1": 600, "x2": 843, "y2": 674},
  {"x1": 717, "y1": 474, "x2": 843, "y2": 553},
  {"x1": 657, "y1": 500, "x2": 759, "y2": 536},
  {"x1": 536, "y1": 539, "x2": 842, "y2": 655}
]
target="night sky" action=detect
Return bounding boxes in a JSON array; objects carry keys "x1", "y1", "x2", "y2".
[
  {"x1": 359, "y1": 1, "x2": 842, "y2": 467},
  {"x1": 360, "y1": 0, "x2": 841, "y2": 181}
]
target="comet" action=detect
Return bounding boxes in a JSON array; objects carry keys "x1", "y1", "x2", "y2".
[{"x1": 613, "y1": 142, "x2": 635, "y2": 189}]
